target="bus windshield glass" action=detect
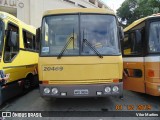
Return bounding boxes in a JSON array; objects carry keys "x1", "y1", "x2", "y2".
[
  {"x1": 0, "y1": 20, "x2": 4, "y2": 58},
  {"x1": 81, "y1": 15, "x2": 120, "y2": 55},
  {"x1": 41, "y1": 15, "x2": 79, "y2": 56},
  {"x1": 149, "y1": 21, "x2": 160, "y2": 53},
  {"x1": 41, "y1": 14, "x2": 120, "y2": 56}
]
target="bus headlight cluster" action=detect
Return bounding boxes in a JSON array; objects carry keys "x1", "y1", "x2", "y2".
[
  {"x1": 104, "y1": 86, "x2": 119, "y2": 93},
  {"x1": 43, "y1": 87, "x2": 59, "y2": 94},
  {"x1": 44, "y1": 88, "x2": 50, "y2": 94}
]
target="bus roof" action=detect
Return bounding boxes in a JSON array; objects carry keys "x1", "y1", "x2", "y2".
[
  {"x1": 43, "y1": 8, "x2": 115, "y2": 17},
  {"x1": 0, "y1": 11, "x2": 36, "y2": 31},
  {"x1": 124, "y1": 14, "x2": 160, "y2": 32}
]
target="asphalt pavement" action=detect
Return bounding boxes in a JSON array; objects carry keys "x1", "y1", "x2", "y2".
[{"x1": 0, "y1": 88, "x2": 160, "y2": 120}]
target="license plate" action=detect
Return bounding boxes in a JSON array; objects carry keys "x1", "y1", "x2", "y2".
[{"x1": 74, "y1": 89, "x2": 89, "y2": 95}]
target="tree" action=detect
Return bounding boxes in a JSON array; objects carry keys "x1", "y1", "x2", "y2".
[{"x1": 117, "y1": 0, "x2": 160, "y2": 26}]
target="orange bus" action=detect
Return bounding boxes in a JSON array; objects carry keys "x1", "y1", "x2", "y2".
[{"x1": 122, "y1": 13, "x2": 160, "y2": 96}]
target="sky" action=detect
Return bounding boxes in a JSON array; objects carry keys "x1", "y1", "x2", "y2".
[{"x1": 101, "y1": 0, "x2": 125, "y2": 12}]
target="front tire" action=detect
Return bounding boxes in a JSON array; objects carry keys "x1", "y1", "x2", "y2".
[
  {"x1": 23, "y1": 78, "x2": 31, "y2": 92},
  {"x1": 23, "y1": 74, "x2": 34, "y2": 92}
]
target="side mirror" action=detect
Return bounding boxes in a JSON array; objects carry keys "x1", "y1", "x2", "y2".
[
  {"x1": 133, "y1": 30, "x2": 142, "y2": 53},
  {"x1": 119, "y1": 26, "x2": 124, "y2": 40},
  {"x1": 36, "y1": 28, "x2": 41, "y2": 43},
  {"x1": 6, "y1": 30, "x2": 17, "y2": 47},
  {"x1": 35, "y1": 28, "x2": 41, "y2": 51}
]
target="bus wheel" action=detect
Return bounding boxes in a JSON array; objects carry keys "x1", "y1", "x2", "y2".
[
  {"x1": 23, "y1": 74, "x2": 36, "y2": 93},
  {"x1": 23, "y1": 78, "x2": 31, "y2": 92}
]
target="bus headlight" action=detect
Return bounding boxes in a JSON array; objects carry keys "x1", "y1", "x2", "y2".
[
  {"x1": 113, "y1": 86, "x2": 119, "y2": 92},
  {"x1": 44, "y1": 88, "x2": 50, "y2": 94},
  {"x1": 105, "y1": 87, "x2": 111, "y2": 93},
  {"x1": 52, "y1": 88, "x2": 58, "y2": 95}
]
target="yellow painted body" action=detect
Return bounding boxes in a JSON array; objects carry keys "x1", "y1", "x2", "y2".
[
  {"x1": 43, "y1": 8, "x2": 115, "y2": 16},
  {"x1": 0, "y1": 11, "x2": 38, "y2": 84},
  {"x1": 39, "y1": 56, "x2": 123, "y2": 84},
  {"x1": 39, "y1": 8, "x2": 123, "y2": 85}
]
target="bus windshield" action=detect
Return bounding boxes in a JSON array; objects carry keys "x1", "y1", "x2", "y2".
[
  {"x1": 149, "y1": 21, "x2": 160, "y2": 53},
  {"x1": 41, "y1": 14, "x2": 120, "y2": 56},
  {"x1": 0, "y1": 20, "x2": 4, "y2": 58},
  {"x1": 81, "y1": 15, "x2": 119, "y2": 55}
]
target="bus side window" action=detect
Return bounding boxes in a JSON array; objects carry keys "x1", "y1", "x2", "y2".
[
  {"x1": 23, "y1": 30, "x2": 36, "y2": 51},
  {"x1": 4, "y1": 23, "x2": 19, "y2": 62},
  {"x1": 123, "y1": 31, "x2": 142, "y2": 55}
]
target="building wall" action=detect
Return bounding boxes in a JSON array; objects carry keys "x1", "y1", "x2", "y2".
[
  {"x1": 0, "y1": 0, "x2": 111, "y2": 28},
  {"x1": 30, "y1": 0, "x2": 80, "y2": 27}
]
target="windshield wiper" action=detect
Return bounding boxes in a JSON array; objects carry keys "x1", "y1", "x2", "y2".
[
  {"x1": 82, "y1": 38, "x2": 103, "y2": 58},
  {"x1": 57, "y1": 28, "x2": 75, "y2": 59},
  {"x1": 57, "y1": 36, "x2": 74, "y2": 59}
]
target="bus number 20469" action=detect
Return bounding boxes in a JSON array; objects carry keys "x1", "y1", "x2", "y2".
[{"x1": 43, "y1": 67, "x2": 63, "y2": 71}]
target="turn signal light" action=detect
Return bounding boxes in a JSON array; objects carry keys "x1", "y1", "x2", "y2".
[
  {"x1": 113, "y1": 79, "x2": 119, "y2": 83},
  {"x1": 42, "y1": 81, "x2": 49, "y2": 84}
]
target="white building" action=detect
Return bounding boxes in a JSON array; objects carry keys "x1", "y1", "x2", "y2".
[{"x1": 0, "y1": 0, "x2": 111, "y2": 27}]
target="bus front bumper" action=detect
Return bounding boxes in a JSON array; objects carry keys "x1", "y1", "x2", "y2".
[{"x1": 39, "y1": 82, "x2": 123, "y2": 98}]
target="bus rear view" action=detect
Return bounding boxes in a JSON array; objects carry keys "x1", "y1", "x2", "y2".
[{"x1": 37, "y1": 8, "x2": 123, "y2": 98}]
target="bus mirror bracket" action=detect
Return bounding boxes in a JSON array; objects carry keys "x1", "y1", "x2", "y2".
[{"x1": 135, "y1": 30, "x2": 141, "y2": 44}]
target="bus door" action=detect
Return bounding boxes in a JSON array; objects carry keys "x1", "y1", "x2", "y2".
[{"x1": 123, "y1": 30, "x2": 145, "y2": 93}]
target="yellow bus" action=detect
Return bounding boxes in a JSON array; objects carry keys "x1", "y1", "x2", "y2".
[
  {"x1": 0, "y1": 11, "x2": 39, "y2": 105},
  {"x1": 122, "y1": 13, "x2": 160, "y2": 96},
  {"x1": 37, "y1": 8, "x2": 124, "y2": 98}
]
